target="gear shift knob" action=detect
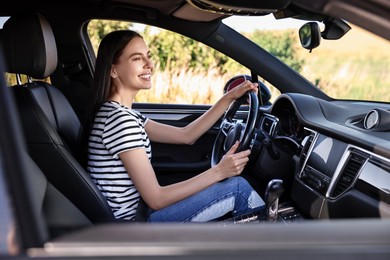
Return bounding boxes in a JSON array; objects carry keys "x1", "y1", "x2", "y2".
[{"x1": 265, "y1": 179, "x2": 284, "y2": 221}]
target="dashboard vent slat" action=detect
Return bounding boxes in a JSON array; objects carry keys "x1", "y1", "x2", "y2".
[
  {"x1": 300, "y1": 132, "x2": 315, "y2": 169},
  {"x1": 331, "y1": 150, "x2": 368, "y2": 197}
]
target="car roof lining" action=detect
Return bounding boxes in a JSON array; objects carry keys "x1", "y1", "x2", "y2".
[{"x1": 1, "y1": 0, "x2": 388, "y2": 41}]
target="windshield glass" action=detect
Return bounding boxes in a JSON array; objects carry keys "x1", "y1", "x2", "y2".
[{"x1": 223, "y1": 14, "x2": 390, "y2": 102}]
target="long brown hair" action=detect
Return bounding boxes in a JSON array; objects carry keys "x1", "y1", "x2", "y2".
[
  {"x1": 82, "y1": 30, "x2": 143, "y2": 165},
  {"x1": 90, "y1": 30, "x2": 143, "y2": 121}
]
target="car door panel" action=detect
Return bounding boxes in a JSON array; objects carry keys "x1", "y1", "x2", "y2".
[
  {"x1": 133, "y1": 103, "x2": 216, "y2": 185},
  {"x1": 133, "y1": 103, "x2": 248, "y2": 185}
]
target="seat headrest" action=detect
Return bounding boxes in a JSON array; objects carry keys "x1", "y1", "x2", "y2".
[{"x1": 2, "y1": 13, "x2": 58, "y2": 79}]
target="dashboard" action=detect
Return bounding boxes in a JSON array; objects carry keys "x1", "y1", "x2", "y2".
[{"x1": 253, "y1": 93, "x2": 390, "y2": 219}]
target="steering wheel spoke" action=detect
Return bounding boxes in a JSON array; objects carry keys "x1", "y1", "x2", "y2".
[{"x1": 220, "y1": 120, "x2": 235, "y2": 136}]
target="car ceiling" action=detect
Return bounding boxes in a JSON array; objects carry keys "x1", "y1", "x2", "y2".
[{"x1": 0, "y1": 0, "x2": 389, "y2": 40}]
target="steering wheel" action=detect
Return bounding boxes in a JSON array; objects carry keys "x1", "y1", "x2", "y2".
[{"x1": 211, "y1": 90, "x2": 259, "y2": 167}]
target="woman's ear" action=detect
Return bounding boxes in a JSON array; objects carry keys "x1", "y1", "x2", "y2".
[{"x1": 110, "y1": 65, "x2": 117, "y2": 78}]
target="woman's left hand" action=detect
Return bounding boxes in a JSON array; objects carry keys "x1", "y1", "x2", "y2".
[{"x1": 225, "y1": 80, "x2": 258, "y2": 102}]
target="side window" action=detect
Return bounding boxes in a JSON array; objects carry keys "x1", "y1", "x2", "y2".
[
  {"x1": 0, "y1": 16, "x2": 13, "y2": 87},
  {"x1": 4, "y1": 74, "x2": 52, "y2": 87},
  {"x1": 87, "y1": 20, "x2": 251, "y2": 105}
]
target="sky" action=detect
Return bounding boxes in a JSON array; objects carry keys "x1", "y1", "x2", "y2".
[
  {"x1": 0, "y1": 17, "x2": 8, "y2": 28},
  {"x1": 223, "y1": 14, "x2": 308, "y2": 32},
  {"x1": 1, "y1": 14, "x2": 307, "y2": 31},
  {"x1": 130, "y1": 14, "x2": 309, "y2": 35}
]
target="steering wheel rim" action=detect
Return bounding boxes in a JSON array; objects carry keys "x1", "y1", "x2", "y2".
[{"x1": 211, "y1": 91, "x2": 259, "y2": 167}]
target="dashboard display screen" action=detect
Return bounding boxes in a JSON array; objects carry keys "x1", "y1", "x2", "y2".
[{"x1": 306, "y1": 134, "x2": 347, "y2": 177}]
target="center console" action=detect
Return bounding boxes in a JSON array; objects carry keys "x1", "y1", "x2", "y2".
[
  {"x1": 298, "y1": 131, "x2": 348, "y2": 196},
  {"x1": 292, "y1": 128, "x2": 390, "y2": 219}
]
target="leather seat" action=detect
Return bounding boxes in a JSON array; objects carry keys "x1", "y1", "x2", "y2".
[
  {"x1": 23, "y1": 150, "x2": 93, "y2": 243},
  {"x1": 2, "y1": 12, "x2": 115, "y2": 223}
]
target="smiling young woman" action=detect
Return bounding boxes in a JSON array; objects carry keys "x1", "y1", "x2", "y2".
[{"x1": 86, "y1": 30, "x2": 264, "y2": 222}]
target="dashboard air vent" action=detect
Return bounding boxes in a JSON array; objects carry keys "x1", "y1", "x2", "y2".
[
  {"x1": 331, "y1": 150, "x2": 368, "y2": 197},
  {"x1": 300, "y1": 132, "x2": 315, "y2": 169}
]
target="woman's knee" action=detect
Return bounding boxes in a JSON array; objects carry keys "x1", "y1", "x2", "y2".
[
  {"x1": 235, "y1": 177, "x2": 264, "y2": 208},
  {"x1": 228, "y1": 176, "x2": 252, "y2": 192},
  {"x1": 222, "y1": 177, "x2": 253, "y2": 194},
  {"x1": 224, "y1": 176, "x2": 246, "y2": 186}
]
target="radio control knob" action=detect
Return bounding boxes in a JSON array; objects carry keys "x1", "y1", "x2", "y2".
[{"x1": 315, "y1": 180, "x2": 323, "y2": 190}]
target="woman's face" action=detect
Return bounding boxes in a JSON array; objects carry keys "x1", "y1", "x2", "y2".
[{"x1": 111, "y1": 36, "x2": 154, "y2": 92}]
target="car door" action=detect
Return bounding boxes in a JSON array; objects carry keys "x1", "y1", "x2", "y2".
[{"x1": 134, "y1": 102, "x2": 249, "y2": 186}]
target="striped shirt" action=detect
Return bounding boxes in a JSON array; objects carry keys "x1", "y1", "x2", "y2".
[{"x1": 87, "y1": 101, "x2": 151, "y2": 220}]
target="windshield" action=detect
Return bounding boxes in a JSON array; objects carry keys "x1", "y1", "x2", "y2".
[{"x1": 223, "y1": 14, "x2": 390, "y2": 102}]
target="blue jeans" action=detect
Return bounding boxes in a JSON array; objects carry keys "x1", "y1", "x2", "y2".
[{"x1": 148, "y1": 176, "x2": 265, "y2": 222}]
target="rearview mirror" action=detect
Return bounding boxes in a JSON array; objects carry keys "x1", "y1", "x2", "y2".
[
  {"x1": 299, "y1": 19, "x2": 351, "y2": 52},
  {"x1": 299, "y1": 22, "x2": 321, "y2": 52}
]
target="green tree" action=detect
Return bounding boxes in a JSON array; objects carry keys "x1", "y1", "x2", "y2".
[
  {"x1": 144, "y1": 29, "x2": 235, "y2": 74},
  {"x1": 86, "y1": 20, "x2": 303, "y2": 75},
  {"x1": 87, "y1": 20, "x2": 133, "y2": 53},
  {"x1": 248, "y1": 29, "x2": 304, "y2": 72}
]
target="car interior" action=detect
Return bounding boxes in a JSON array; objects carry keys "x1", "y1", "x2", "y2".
[{"x1": 0, "y1": 0, "x2": 389, "y2": 258}]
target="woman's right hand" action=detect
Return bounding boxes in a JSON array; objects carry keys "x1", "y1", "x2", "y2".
[{"x1": 216, "y1": 141, "x2": 251, "y2": 179}]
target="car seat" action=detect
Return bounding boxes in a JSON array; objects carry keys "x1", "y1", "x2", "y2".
[
  {"x1": 0, "y1": 49, "x2": 92, "y2": 247},
  {"x1": 2, "y1": 12, "x2": 115, "y2": 223},
  {"x1": 23, "y1": 150, "x2": 93, "y2": 243}
]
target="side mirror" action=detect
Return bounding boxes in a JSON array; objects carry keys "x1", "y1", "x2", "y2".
[
  {"x1": 258, "y1": 81, "x2": 272, "y2": 106},
  {"x1": 223, "y1": 74, "x2": 272, "y2": 106},
  {"x1": 299, "y1": 22, "x2": 321, "y2": 52}
]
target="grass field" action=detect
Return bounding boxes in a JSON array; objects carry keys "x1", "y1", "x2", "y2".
[
  {"x1": 5, "y1": 24, "x2": 388, "y2": 104},
  {"x1": 142, "y1": 24, "x2": 389, "y2": 104},
  {"x1": 297, "y1": 25, "x2": 390, "y2": 101}
]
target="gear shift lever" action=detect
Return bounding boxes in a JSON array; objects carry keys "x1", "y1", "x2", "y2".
[{"x1": 265, "y1": 179, "x2": 284, "y2": 221}]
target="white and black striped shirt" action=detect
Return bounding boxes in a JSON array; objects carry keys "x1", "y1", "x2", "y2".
[{"x1": 87, "y1": 101, "x2": 151, "y2": 220}]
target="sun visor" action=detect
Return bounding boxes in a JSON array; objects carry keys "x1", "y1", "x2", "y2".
[{"x1": 174, "y1": 2, "x2": 225, "y2": 21}]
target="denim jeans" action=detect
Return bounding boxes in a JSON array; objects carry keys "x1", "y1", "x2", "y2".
[{"x1": 148, "y1": 176, "x2": 265, "y2": 222}]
